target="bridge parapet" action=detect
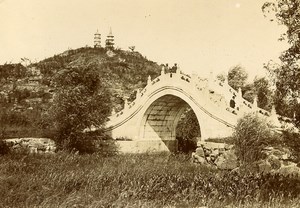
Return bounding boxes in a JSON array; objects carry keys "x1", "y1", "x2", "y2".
[
  {"x1": 108, "y1": 67, "x2": 287, "y2": 130},
  {"x1": 206, "y1": 76, "x2": 275, "y2": 118}
]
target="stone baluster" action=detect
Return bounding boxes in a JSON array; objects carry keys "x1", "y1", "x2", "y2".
[
  {"x1": 270, "y1": 105, "x2": 281, "y2": 127},
  {"x1": 136, "y1": 89, "x2": 141, "y2": 99},
  {"x1": 177, "y1": 65, "x2": 181, "y2": 75},
  {"x1": 252, "y1": 96, "x2": 258, "y2": 112},
  {"x1": 147, "y1": 75, "x2": 151, "y2": 85},
  {"x1": 233, "y1": 87, "x2": 242, "y2": 116},
  {"x1": 238, "y1": 87, "x2": 242, "y2": 98},
  {"x1": 160, "y1": 66, "x2": 165, "y2": 81},
  {"x1": 208, "y1": 71, "x2": 214, "y2": 91},
  {"x1": 191, "y1": 73, "x2": 197, "y2": 88},
  {"x1": 224, "y1": 77, "x2": 231, "y2": 96},
  {"x1": 161, "y1": 66, "x2": 165, "y2": 76},
  {"x1": 124, "y1": 98, "x2": 128, "y2": 110},
  {"x1": 237, "y1": 88, "x2": 242, "y2": 108}
]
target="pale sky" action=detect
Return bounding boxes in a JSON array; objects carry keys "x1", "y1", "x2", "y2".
[{"x1": 0, "y1": 0, "x2": 288, "y2": 80}]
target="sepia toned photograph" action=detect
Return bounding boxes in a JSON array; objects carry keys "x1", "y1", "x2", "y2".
[{"x1": 0, "y1": 0, "x2": 299, "y2": 207}]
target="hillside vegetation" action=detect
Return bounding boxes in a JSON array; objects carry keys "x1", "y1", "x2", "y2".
[{"x1": 0, "y1": 47, "x2": 161, "y2": 138}]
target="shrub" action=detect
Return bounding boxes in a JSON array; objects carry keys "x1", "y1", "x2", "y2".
[
  {"x1": 57, "y1": 130, "x2": 118, "y2": 156},
  {"x1": 0, "y1": 140, "x2": 10, "y2": 155},
  {"x1": 233, "y1": 113, "x2": 280, "y2": 165},
  {"x1": 281, "y1": 130, "x2": 300, "y2": 164}
]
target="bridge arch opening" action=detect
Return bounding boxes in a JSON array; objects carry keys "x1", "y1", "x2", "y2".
[{"x1": 139, "y1": 94, "x2": 201, "y2": 152}]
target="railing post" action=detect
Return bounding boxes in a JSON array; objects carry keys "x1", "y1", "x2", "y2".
[
  {"x1": 136, "y1": 89, "x2": 141, "y2": 99},
  {"x1": 236, "y1": 87, "x2": 243, "y2": 113},
  {"x1": 111, "y1": 108, "x2": 116, "y2": 115},
  {"x1": 208, "y1": 71, "x2": 214, "y2": 91},
  {"x1": 161, "y1": 66, "x2": 165, "y2": 76},
  {"x1": 269, "y1": 105, "x2": 281, "y2": 127},
  {"x1": 147, "y1": 75, "x2": 151, "y2": 85},
  {"x1": 160, "y1": 66, "x2": 165, "y2": 81},
  {"x1": 252, "y1": 96, "x2": 258, "y2": 113},
  {"x1": 124, "y1": 98, "x2": 128, "y2": 110}
]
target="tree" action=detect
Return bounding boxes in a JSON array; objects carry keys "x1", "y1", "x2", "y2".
[
  {"x1": 263, "y1": 1, "x2": 300, "y2": 123},
  {"x1": 243, "y1": 77, "x2": 273, "y2": 111},
  {"x1": 227, "y1": 65, "x2": 248, "y2": 90},
  {"x1": 254, "y1": 77, "x2": 273, "y2": 110},
  {"x1": 128, "y1": 46, "x2": 135, "y2": 52},
  {"x1": 216, "y1": 71, "x2": 227, "y2": 82},
  {"x1": 49, "y1": 65, "x2": 114, "y2": 153}
]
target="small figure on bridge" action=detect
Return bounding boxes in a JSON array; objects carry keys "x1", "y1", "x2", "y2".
[
  {"x1": 230, "y1": 97, "x2": 236, "y2": 109},
  {"x1": 170, "y1": 63, "x2": 178, "y2": 73},
  {"x1": 165, "y1": 63, "x2": 169, "y2": 71}
]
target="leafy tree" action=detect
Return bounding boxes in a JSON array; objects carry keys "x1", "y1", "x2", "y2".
[
  {"x1": 49, "y1": 65, "x2": 114, "y2": 153},
  {"x1": 262, "y1": 1, "x2": 300, "y2": 123},
  {"x1": 254, "y1": 77, "x2": 273, "y2": 110},
  {"x1": 243, "y1": 77, "x2": 273, "y2": 111},
  {"x1": 227, "y1": 65, "x2": 248, "y2": 90},
  {"x1": 0, "y1": 63, "x2": 27, "y2": 83},
  {"x1": 216, "y1": 71, "x2": 227, "y2": 82},
  {"x1": 128, "y1": 46, "x2": 135, "y2": 52}
]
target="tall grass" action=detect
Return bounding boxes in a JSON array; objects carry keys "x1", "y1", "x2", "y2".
[{"x1": 0, "y1": 152, "x2": 299, "y2": 207}]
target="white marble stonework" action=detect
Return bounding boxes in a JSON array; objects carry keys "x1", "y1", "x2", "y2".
[{"x1": 105, "y1": 67, "x2": 286, "y2": 153}]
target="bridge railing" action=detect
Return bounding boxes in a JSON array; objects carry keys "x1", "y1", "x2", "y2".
[{"x1": 108, "y1": 67, "x2": 290, "y2": 128}]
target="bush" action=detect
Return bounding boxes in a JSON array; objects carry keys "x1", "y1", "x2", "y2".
[
  {"x1": 233, "y1": 113, "x2": 280, "y2": 165},
  {"x1": 0, "y1": 140, "x2": 10, "y2": 155},
  {"x1": 57, "y1": 130, "x2": 118, "y2": 155},
  {"x1": 281, "y1": 130, "x2": 300, "y2": 164}
]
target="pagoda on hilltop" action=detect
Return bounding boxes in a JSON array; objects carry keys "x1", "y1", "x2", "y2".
[
  {"x1": 94, "y1": 30, "x2": 101, "y2": 48},
  {"x1": 105, "y1": 27, "x2": 114, "y2": 49}
]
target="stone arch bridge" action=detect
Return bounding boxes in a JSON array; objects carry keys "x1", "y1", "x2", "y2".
[{"x1": 105, "y1": 67, "x2": 282, "y2": 153}]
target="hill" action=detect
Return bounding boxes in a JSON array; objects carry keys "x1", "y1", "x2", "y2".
[{"x1": 0, "y1": 47, "x2": 161, "y2": 138}]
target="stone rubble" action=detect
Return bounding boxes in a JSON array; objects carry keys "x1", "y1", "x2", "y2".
[
  {"x1": 257, "y1": 146, "x2": 300, "y2": 176},
  {"x1": 192, "y1": 141, "x2": 238, "y2": 170},
  {"x1": 4, "y1": 138, "x2": 56, "y2": 153},
  {"x1": 192, "y1": 142, "x2": 300, "y2": 176}
]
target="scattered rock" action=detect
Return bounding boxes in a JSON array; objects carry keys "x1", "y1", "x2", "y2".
[
  {"x1": 192, "y1": 152, "x2": 207, "y2": 165},
  {"x1": 4, "y1": 138, "x2": 56, "y2": 153},
  {"x1": 277, "y1": 165, "x2": 300, "y2": 176},
  {"x1": 267, "y1": 155, "x2": 281, "y2": 170},
  {"x1": 215, "y1": 150, "x2": 238, "y2": 170},
  {"x1": 211, "y1": 149, "x2": 219, "y2": 157},
  {"x1": 193, "y1": 142, "x2": 237, "y2": 170},
  {"x1": 195, "y1": 147, "x2": 205, "y2": 157},
  {"x1": 224, "y1": 144, "x2": 234, "y2": 150},
  {"x1": 258, "y1": 160, "x2": 273, "y2": 174}
]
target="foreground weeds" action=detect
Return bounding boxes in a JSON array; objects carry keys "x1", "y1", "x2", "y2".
[{"x1": 0, "y1": 152, "x2": 299, "y2": 207}]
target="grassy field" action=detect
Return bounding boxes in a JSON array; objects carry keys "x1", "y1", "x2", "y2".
[{"x1": 0, "y1": 152, "x2": 299, "y2": 208}]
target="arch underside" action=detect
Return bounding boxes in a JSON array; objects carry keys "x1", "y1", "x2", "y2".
[{"x1": 141, "y1": 95, "x2": 199, "y2": 142}]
